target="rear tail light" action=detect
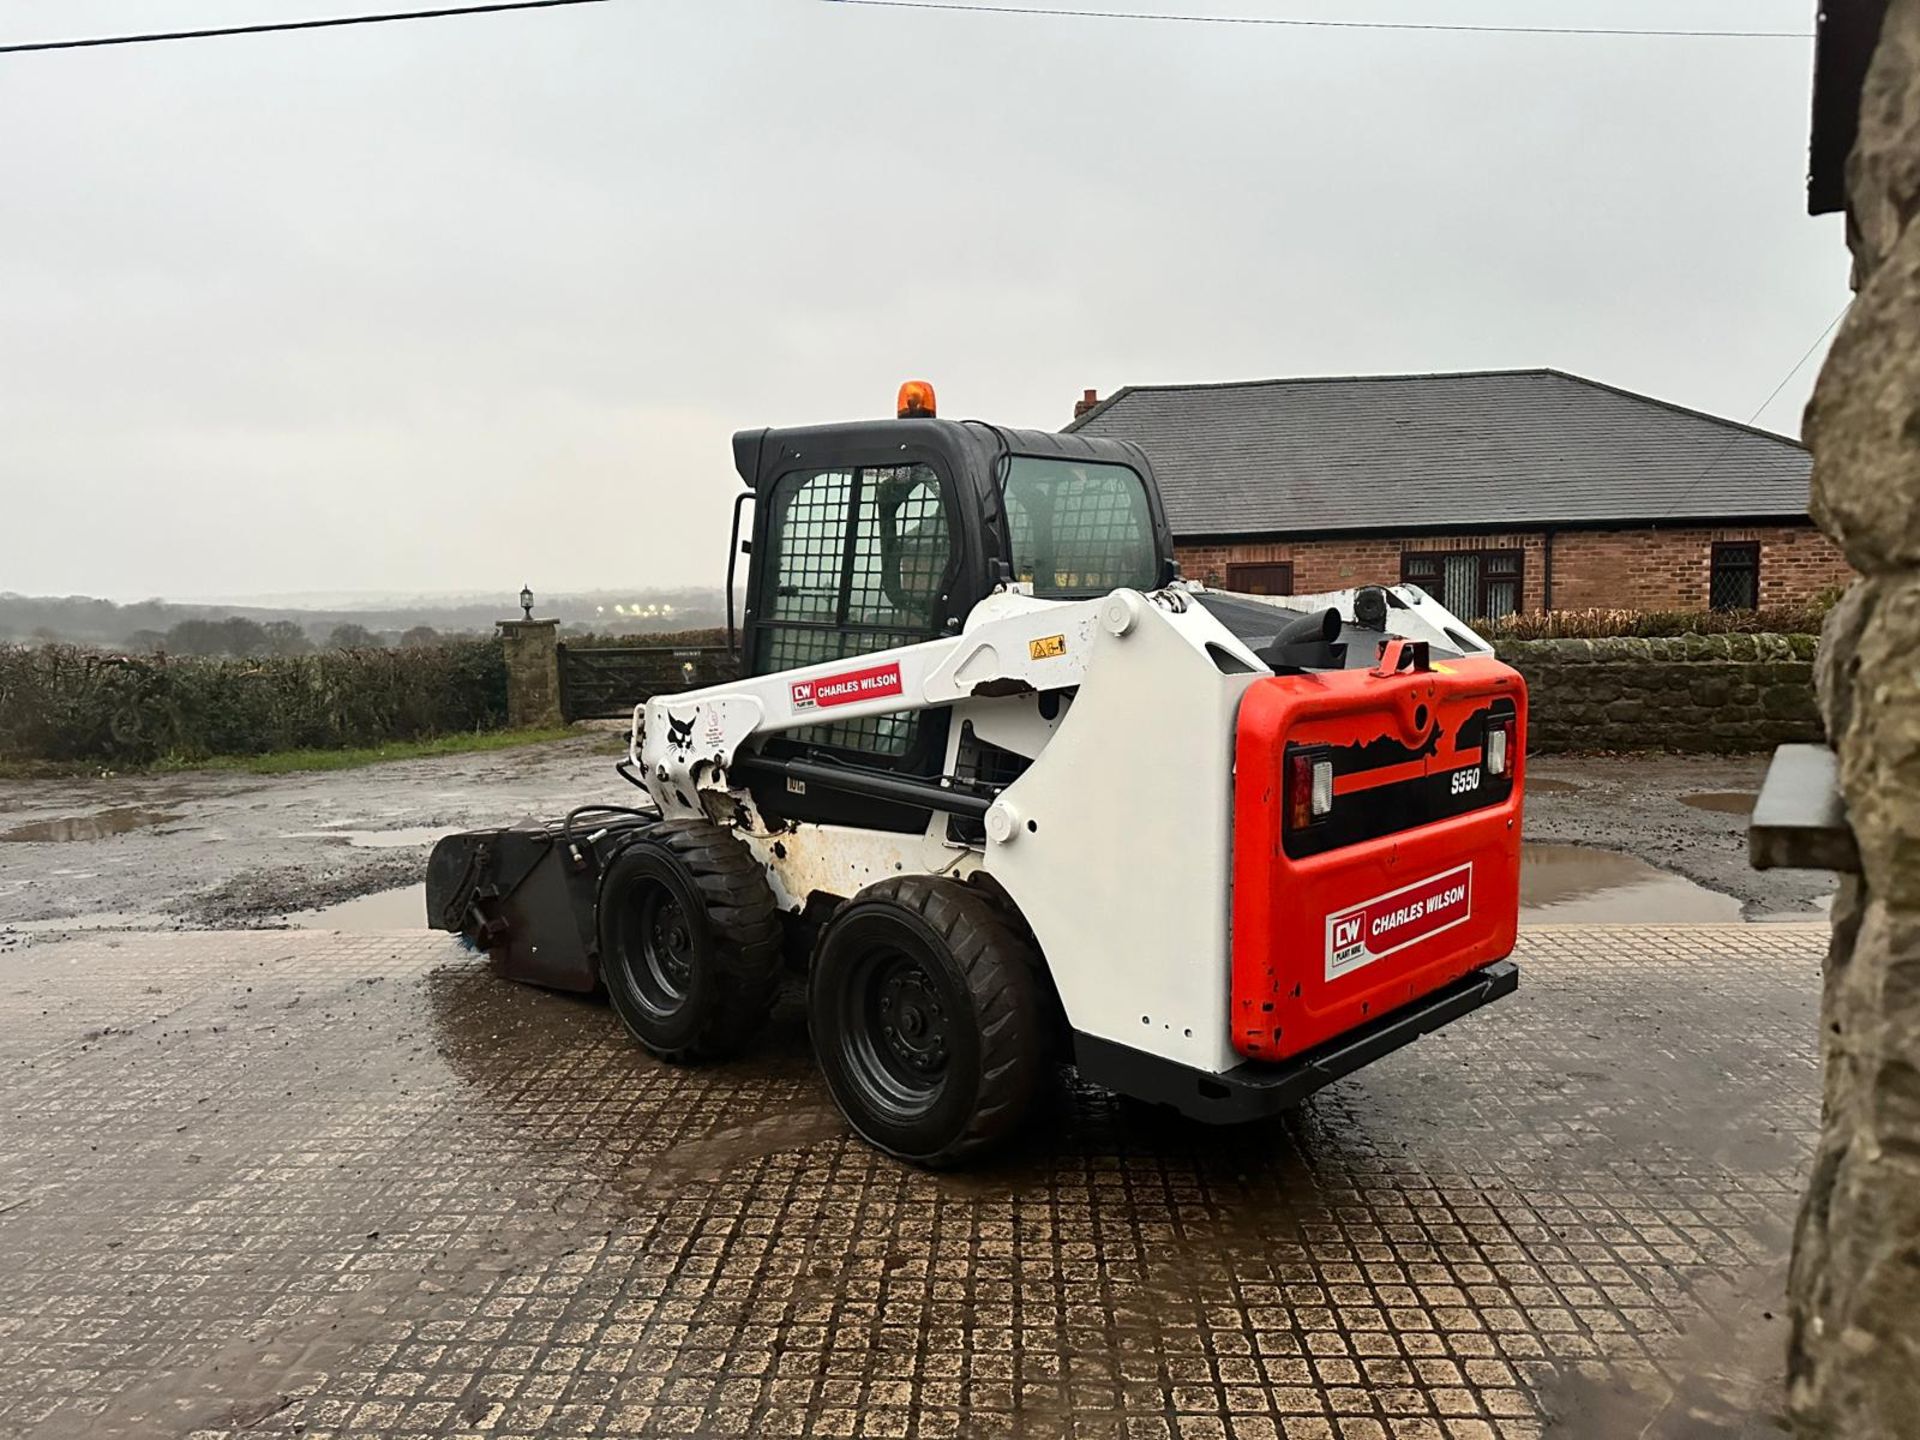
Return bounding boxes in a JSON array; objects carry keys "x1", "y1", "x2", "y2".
[
  {"x1": 1287, "y1": 748, "x2": 1335, "y2": 829},
  {"x1": 1485, "y1": 715, "x2": 1516, "y2": 777}
]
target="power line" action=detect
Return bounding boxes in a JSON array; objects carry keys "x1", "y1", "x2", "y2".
[
  {"x1": 0, "y1": 0, "x2": 607, "y2": 55},
  {"x1": 1, "y1": 0, "x2": 1814, "y2": 55},
  {"x1": 1659, "y1": 301, "x2": 1852, "y2": 519},
  {"x1": 822, "y1": 0, "x2": 1814, "y2": 39}
]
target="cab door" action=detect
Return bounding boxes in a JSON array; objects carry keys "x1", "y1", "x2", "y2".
[{"x1": 743, "y1": 462, "x2": 958, "y2": 831}]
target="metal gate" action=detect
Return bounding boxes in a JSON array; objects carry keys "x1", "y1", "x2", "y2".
[{"x1": 556, "y1": 645, "x2": 737, "y2": 722}]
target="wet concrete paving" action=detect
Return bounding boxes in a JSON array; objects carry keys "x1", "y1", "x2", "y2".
[{"x1": 0, "y1": 924, "x2": 1821, "y2": 1438}]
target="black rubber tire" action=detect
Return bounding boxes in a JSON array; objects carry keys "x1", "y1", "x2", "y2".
[
  {"x1": 596, "y1": 820, "x2": 782, "y2": 1062},
  {"x1": 808, "y1": 876, "x2": 1045, "y2": 1167}
]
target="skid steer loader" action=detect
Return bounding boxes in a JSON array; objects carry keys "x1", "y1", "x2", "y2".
[{"x1": 428, "y1": 383, "x2": 1526, "y2": 1165}]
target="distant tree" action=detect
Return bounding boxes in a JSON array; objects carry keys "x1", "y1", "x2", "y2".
[
  {"x1": 165, "y1": 618, "x2": 229, "y2": 656},
  {"x1": 399, "y1": 625, "x2": 442, "y2": 649},
  {"x1": 261, "y1": 620, "x2": 312, "y2": 657},
  {"x1": 218, "y1": 616, "x2": 271, "y2": 657},
  {"x1": 326, "y1": 623, "x2": 379, "y2": 650},
  {"x1": 124, "y1": 629, "x2": 169, "y2": 654},
  {"x1": 161, "y1": 616, "x2": 272, "y2": 656}
]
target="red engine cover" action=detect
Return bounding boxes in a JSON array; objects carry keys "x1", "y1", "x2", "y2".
[{"x1": 1230, "y1": 654, "x2": 1527, "y2": 1061}]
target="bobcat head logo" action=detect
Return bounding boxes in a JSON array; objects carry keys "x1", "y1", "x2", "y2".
[{"x1": 666, "y1": 713, "x2": 696, "y2": 752}]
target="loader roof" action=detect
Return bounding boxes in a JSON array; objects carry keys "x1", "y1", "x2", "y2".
[
  {"x1": 731, "y1": 418, "x2": 1155, "y2": 493},
  {"x1": 1063, "y1": 368, "x2": 1814, "y2": 537}
]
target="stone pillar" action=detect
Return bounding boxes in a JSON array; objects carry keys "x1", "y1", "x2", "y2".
[
  {"x1": 496, "y1": 619, "x2": 564, "y2": 730},
  {"x1": 1789, "y1": 4, "x2": 1920, "y2": 1434}
]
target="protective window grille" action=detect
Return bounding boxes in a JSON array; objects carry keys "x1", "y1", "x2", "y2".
[
  {"x1": 1003, "y1": 458, "x2": 1158, "y2": 597},
  {"x1": 1709, "y1": 542, "x2": 1761, "y2": 611},
  {"x1": 1483, "y1": 552, "x2": 1522, "y2": 619},
  {"x1": 758, "y1": 464, "x2": 952, "y2": 758},
  {"x1": 767, "y1": 470, "x2": 853, "y2": 623},
  {"x1": 847, "y1": 466, "x2": 949, "y2": 630},
  {"x1": 1402, "y1": 550, "x2": 1523, "y2": 620}
]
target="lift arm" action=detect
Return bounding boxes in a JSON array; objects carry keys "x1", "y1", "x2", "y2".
[{"x1": 633, "y1": 589, "x2": 1259, "y2": 820}]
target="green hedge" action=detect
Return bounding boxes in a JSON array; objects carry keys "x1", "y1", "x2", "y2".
[
  {"x1": 0, "y1": 641, "x2": 508, "y2": 765},
  {"x1": 1480, "y1": 603, "x2": 1832, "y2": 640},
  {"x1": 561, "y1": 627, "x2": 728, "y2": 649}
]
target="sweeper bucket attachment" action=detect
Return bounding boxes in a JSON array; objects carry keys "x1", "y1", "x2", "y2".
[{"x1": 425, "y1": 809, "x2": 657, "y2": 992}]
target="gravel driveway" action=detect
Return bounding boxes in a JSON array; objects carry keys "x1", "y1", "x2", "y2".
[{"x1": 0, "y1": 737, "x2": 1834, "y2": 935}]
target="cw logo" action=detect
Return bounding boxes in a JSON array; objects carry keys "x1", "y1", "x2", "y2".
[{"x1": 1333, "y1": 917, "x2": 1364, "y2": 950}]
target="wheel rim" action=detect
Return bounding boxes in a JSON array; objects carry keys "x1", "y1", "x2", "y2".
[
  {"x1": 626, "y1": 879, "x2": 695, "y2": 1017},
  {"x1": 840, "y1": 948, "x2": 952, "y2": 1122}
]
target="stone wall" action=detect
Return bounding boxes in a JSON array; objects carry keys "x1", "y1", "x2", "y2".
[
  {"x1": 1788, "y1": 3, "x2": 1920, "y2": 1434},
  {"x1": 1175, "y1": 521, "x2": 1853, "y2": 612},
  {"x1": 1494, "y1": 634, "x2": 1822, "y2": 753}
]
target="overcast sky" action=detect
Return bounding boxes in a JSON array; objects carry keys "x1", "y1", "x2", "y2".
[{"x1": 0, "y1": 0, "x2": 1848, "y2": 603}]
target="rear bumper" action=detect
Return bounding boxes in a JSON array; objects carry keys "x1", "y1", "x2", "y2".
[{"x1": 1075, "y1": 959, "x2": 1518, "y2": 1123}]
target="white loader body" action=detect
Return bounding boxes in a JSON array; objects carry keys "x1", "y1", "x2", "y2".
[{"x1": 634, "y1": 582, "x2": 1491, "y2": 1077}]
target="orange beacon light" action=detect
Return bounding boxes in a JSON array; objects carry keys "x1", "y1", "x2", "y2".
[{"x1": 896, "y1": 380, "x2": 937, "y2": 419}]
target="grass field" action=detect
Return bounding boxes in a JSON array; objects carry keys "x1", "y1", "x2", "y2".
[
  {"x1": 0, "y1": 726, "x2": 586, "y2": 780},
  {"x1": 168, "y1": 725, "x2": 583, "y2": 774}
]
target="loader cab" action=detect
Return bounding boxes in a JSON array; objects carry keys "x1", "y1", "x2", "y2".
[{"x1": 731, "y1": 403, "x2": 1177, "y2": 832}]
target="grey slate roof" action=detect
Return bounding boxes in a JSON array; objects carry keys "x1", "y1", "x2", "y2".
[{"x1": 1062, "y1": 369, "x2": 1813, "y2": 537}]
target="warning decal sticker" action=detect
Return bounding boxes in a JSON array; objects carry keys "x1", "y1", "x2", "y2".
[
  {"x1": 1324, "y1": 863, "x2": 1473, "y2": 981},
  {"x1": 1028, "y1": 634, "x2": 1067, "y2": 660},
  {"x1": 790, "y1": 662, "x2": 903, "y2": 712}
]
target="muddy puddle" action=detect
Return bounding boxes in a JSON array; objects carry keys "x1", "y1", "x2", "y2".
[
  {"x1": 289, "y1": 883, "x2": 428, "y2": 931},
  {"x1": 1683, "y1": 790, "x2": 1760, "y2": 815},
  {"x1": 0, "y1": 808, "x2": 176, "y2": 843},
  {"x1": 281, "y1": 826, "x2": 443, "y2": 850},
  {"x1": 1521, "y1": 844, "x2": 1743, "y2": 924}
]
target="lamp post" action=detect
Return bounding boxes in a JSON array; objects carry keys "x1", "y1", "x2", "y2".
[{"x1": 519, "y1": 584, "x2": 535, "y2": 621}]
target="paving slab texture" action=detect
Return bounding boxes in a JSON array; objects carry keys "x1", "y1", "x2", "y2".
[{"x1": 0, "y1": 924, "x2": 1821, "y2": 1439}]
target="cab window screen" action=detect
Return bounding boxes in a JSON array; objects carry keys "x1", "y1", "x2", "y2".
[
  {"x1": 1003, "y1": 457, "x2": 1157, "y2": 597},
  {"x1": 766, "y1": 469, "x2": 853, "y2": 623},
  {"x1": 757, "y1": 463, "x2": 952, "y2": 758},
  {"x1": 849, "y1": 465, "x2": 950, "y2": 630}
]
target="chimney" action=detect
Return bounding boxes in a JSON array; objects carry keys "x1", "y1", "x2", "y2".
[{"x1": 1073, "y1": 388, "x2": 1100, "y2": 420}]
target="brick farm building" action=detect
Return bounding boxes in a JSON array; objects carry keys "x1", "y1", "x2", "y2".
[{"x1": 1064, "y1": 369, "x2": 1851, "y2": 618}]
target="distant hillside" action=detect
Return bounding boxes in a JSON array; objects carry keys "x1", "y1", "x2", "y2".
[{"x1": 0, "y1": 588, "x2": 730, "y2": 650}]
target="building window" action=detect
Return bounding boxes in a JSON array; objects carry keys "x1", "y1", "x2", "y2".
[
  {"x1": 1225, "y1": 561, "x2": 1294, "y2": 596},
  {"x1": 1401, "y1": 549, "x2": 1523, "y2": 620},
  {"x1": 1710, "y1": 541, "x2": 1761, "y2": 610}
]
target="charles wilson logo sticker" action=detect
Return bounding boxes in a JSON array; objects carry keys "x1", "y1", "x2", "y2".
[
  {"x1": 1325, "y1": 864, "x2": 1473, "y2": 981},
  {"x1": 790, "y1": 662, "x2": 903, "y2": 712}
]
